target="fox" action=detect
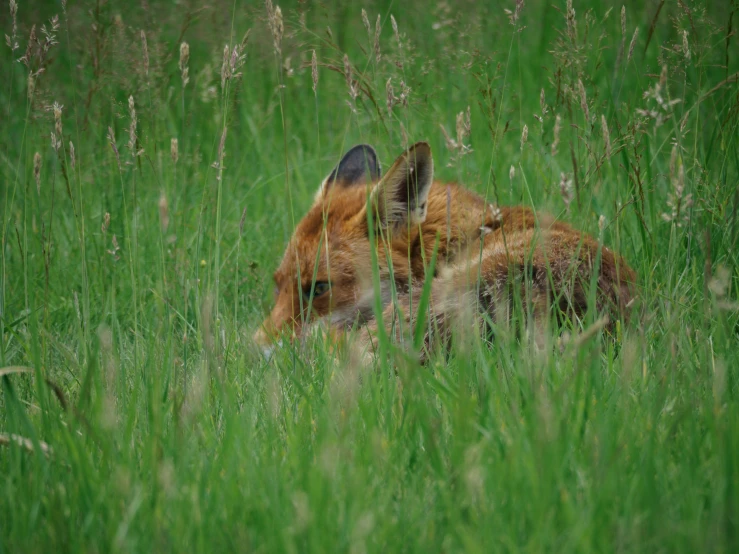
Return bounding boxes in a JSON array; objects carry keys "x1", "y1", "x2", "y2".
[{"x1": 253, "y1": 142, "x2": 636, "y2": 361}]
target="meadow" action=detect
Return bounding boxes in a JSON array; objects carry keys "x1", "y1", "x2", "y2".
[{"x1": 1, "y1": 0, "x2": 738, "y2": 551}]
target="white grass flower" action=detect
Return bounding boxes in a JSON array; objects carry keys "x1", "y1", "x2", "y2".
[
  {"x1": 682, "y1": 30, "x2": 690, "y2": 61},
  {"x1": 344, "y1": 54, "x2": 358, "y2": 101},
  {"x1": 391, "y1": 15, "x2": 400, "y2": 48},
  {"x1": 540, "y1": 88, "x2": 547, "y2": 115},
  {"x1": 108, "y1": 126, "x2": 121, "y2": 171},
  {"x1": 158, "y1": 192, "x2": 169, "y2": 233},
  {"x1": 552, "y1": 114, "x2": 561, "y2": 156},
  {"x1": 127, "y1": 95, "x2": 137, "y2": 156},
  {"x1": 266, "y1": 1, "x2": 283, "y2": 56},
  {"x1": 386, "y1": 78, "x2": 396, "y2": 114},
  {"x1": 311, "y1": 50, "x2": 318, "y2": 93},
  {"x1": 361, "y1": 9, "x2": 371, "y2": 38},
  {"x1": 179, "y1": 42, "x2": 190, "y2": 86},
  {"x1": 559, "y1": 172, "x2": 574, "y2": 210},
  {"x1": 520, "y1": 123, "x2": 528, "y2": 151}
]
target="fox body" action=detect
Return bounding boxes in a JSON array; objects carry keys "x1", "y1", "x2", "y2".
[{"x1": 254, "y1": 142, "x2": 635, "y2": 359}]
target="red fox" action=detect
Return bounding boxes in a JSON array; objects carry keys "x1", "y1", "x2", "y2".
[{"x1": 253, "y1": 142, "x2": 636, "y2": 360}]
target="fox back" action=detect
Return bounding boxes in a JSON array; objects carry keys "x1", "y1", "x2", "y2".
[{"x1": 253, "y1": 142, "x2": 636, "y2": 358}]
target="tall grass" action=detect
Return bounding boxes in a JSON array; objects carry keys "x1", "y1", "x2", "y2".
[{"x1": 1, "y1": 0, "x2": 738, "y2": 551}]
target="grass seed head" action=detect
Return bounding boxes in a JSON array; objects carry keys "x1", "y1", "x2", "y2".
[
  {"x1": 399, "y1": 80, "x2": 410, "y2": 107},
  {"x1": 50, "y1": 101, "x2": 63, "y2": 152},
  {"x1": 566, "y1": 0, "x2": 577, "y2": 43},
  {"x1": 385, "y1": 77, "x2": 396, "y2": 114},
  {"x1": 344, "y1": 53, "x2": 351, "y2": 86},
  {"x1": 266, "y1": 1, "x2": 283, "y2": 56},
  {"x1": 27, "y1": 72, "x2": 35, "y2": 100},
  {"x1": 53, "y1": 101, "x2": 63, "y2": 140},
  {"x1": 239, "y1": 205, "x2": 248, "y2": 235},
  {"x1": 108, "y1": 235, "x2": 120, "y2": 261},
  {"x1": 158, "y1": 192, "x2": 169, "y2": 233},
  {"x1": 621, "y1": 6, "x2": 626, "y2": 36},
  {"x1": 559, "y1": 172, "x2": 574, "y2": 210},
  {"x1": 455, "y1": 111, "x2": 465, "y2": 146},
  {"x1": 33, "y1": 152, "x2": 41, "y2": 194},
  {"x1": 107, "y1": 126, "x2": 121, "y2": 171},
  {"x1": 141, "y1": 30, "x2": 149, "y2": 76},
  {"x1": 391, "y1": 15, "x2": 400, "y2": 48},
  {"x1": 659, "y1": 64, "x2": 667, "y2": 91},
  {"x1": 221, "y1": 44, "x2": 230, "y2": 89},
  {"x1": 577, "y1": 79, "x2": 589, "y2": 122},
  {"x1": 179, "y1": 42, "x2": 190, "y2": 86},
  {"x1": 311, "y1": 49, "x2": 318, "y2": 93},
  {"x1": 552, "y1": 114, "x2": 561, "y2": 156},
  {"x1": 362, "y1": 9, "x2": 371, "y2": 38},
  {"x1": 627, "y1": 27, "x2": 638, "y2": 61},
  {"x1": 20, "y1": 24, "x2": 36, "y2": 68},
  {"x1": 540, "y1": 88, "x2": 546, "y2": 115},
  {"x1": 7, "y1": 0, "x2": 19, "y2": 52},
  {"x1": 440, "y1": 123, "x2": 456, "y2": 152},
  {"x1": 344, "y1": 54, "x2": 358, "y2": 101},
  {"x1": 171, "y1": 138, "x2": 178, "y2": 164},
  {"x1": 601, "y1": 114, "x2": 611, "y2": 158},
  {"x1": 508, "y1": 0, "x2": 524, "y2": 26},
  {"x1": 662, "y1": 148, "x2": 692, "y2": 226},
  {"x1": 374, "y1": 15, "x2": 381, "y2": 62},
  {"x1": 520, "y1": 123, "x2": 528, "y2": 151},
  {"x1": 213, "y1": 127, "x2": 227, "y2": 180},
  {"x1": 127, "y1": 95, "x2": 137, "y2": 156},
  {"x1": 682, "y1": 30, "x2": 690, "y2": 61}
]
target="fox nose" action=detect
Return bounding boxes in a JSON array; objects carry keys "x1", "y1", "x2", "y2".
[{"x1": 252, "y1": 327, "x2": 280, "y2": 360}]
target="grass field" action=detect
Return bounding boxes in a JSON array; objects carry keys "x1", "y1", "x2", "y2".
[{"x1": 2, "y1": 0, "x2": 739, "y2": 551}]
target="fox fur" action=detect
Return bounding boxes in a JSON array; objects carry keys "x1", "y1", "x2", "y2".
[{"x1": 253, "y1": 142, "x2": 636, "y2": 360}]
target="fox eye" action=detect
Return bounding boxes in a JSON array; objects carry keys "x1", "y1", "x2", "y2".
[
  {"x1": 313, "y1": 281, "x2": 330, "y2": 297},
  {"x1": 304, "y1": 281, "x2": 330, "y2": 300}
]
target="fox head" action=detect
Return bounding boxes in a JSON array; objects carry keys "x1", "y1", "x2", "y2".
[{"x1": 253, "y1": 142, "x2": 435, "y2": 352}]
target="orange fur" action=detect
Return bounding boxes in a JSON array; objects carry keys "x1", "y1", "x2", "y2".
[{"x1": 253, "y1": 142, "x2": 636, "y2": 359}]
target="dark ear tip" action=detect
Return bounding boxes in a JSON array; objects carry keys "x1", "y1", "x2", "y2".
[
  {"x1": 326, "y1": 143, "x2": 382, "y2": 187},
  {"x1": 351, "y1": 143, "x2": 378, "y2": 154},
  {"x1": 341, "y1": 144, "x2": 378, "y2": 160},
  {"x1": 407, "y1": 141, "x2": 432, "y2": 156}
]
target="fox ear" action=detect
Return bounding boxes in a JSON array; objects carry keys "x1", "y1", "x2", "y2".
[
  {"x1": 369, "y1": 142, "x2": 434, "y2": 229},
  {"x1": 315, "y1": 144, "x2": 381, "y2": 201}
]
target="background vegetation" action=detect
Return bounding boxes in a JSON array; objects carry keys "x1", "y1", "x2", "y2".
[{"x1": 1, "y1": 0, "x2": 738, "y2": 551}]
